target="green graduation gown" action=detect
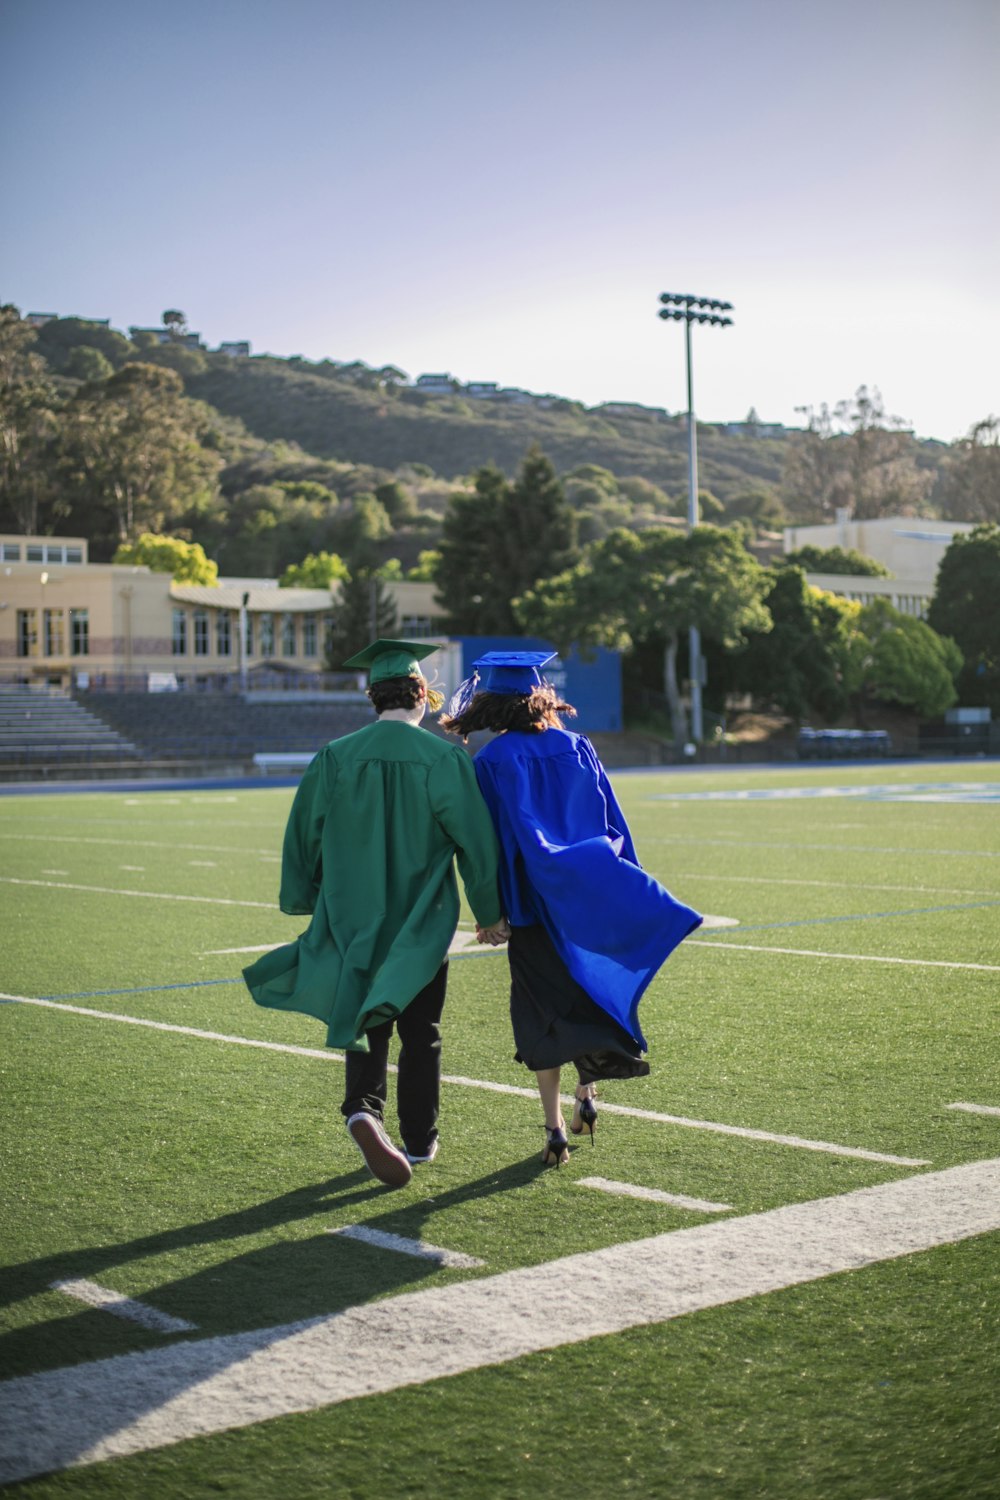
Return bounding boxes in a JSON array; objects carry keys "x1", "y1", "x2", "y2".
[{"x1": 243, "y1": 719, "x2": 502, "y2": 1050}]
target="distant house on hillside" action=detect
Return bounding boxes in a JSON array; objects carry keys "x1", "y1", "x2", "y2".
[
  {"x1": 720, "y1": 420, "x2": 791, "y2": 438},
  {"x1": 466, "y1": 382, "x2": 500, "y2": 399},
  {"x1": 217, "y1": 341, "x2": 251, "y2": 358},
  {"x1": 415, "y1": 373, "x2": 455, "y2": 393},
  {"x1": 25, "y1": 313, "x2": 58, "y2": 328},
  {"x1": 128, "y1": 326, "x2": 204, "y2": 350},
  {"x1": 596, "y1": 402, "x2": 667, "y2": 419}
]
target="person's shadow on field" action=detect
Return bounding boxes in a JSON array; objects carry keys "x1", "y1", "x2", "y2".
[{"x1": 0, "y1": 1152, "x2": 546, "y2": 1380}]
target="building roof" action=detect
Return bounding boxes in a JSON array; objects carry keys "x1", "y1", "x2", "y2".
[{"x1": 170, "y1": 585, "x2": 332, "y2": 612}]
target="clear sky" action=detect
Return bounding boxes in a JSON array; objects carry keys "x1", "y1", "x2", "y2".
[{"x1": 2, "y1": 0, "x2": 997, "y2": 442}]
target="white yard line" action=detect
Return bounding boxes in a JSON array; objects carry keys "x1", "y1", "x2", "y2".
[
  {"x1": 1, "y1": 1157, "x2": 997, "y2": 1484},
  {"x1": 0, "y1": 833, "x2": 279, "y2": 856},
  {"x1": 689, "y1": 939, "x2": 1000, "y2": 974},
  {"x1": 576, "y1": 1177, "x2": 732, "y2": 1212},
  {"x1": 50, "y1": 1280, "x2": 197, "y2": 1335},
  {"x1": 1, "y1": 994, "x2": 928, "y2": 1166},
  {"x1": 1, "y1": 995, "x2": 344, "y2": 1061},
  {"x1": 673, "y1": 870, "x2": 994, "y2": 899},
  {"x1": 0, "y1": 877, "x2": 274, "y2": 909},
  {"x1": 947, "y1": 1101, "x2": 1000, "y2": 1117},
  {"x1": 327, "y1": 1226, "x2": 485, "y2": 1268}
]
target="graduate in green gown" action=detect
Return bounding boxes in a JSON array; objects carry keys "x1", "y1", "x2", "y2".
[{"x1": 243, "y1": 639, "x2": 507, "y2": 1186}]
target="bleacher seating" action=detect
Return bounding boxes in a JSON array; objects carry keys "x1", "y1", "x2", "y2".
[
  {"x1": 0, "y1": 683, "x2": 140, "y2": 775},
  {"x1": 80, "y1": 691, "x2": 373, "y2": 762}
]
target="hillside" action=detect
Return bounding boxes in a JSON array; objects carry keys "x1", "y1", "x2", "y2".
[{"x1": 187, "y1": 354, "x2": 791, "y2": 506}]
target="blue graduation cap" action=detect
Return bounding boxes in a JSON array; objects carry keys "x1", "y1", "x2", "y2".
[
  {"x1": 473, "y1": 650, "x2": 557, "y2": 695},
  {"x1": 447, "y1": 649, "x2": 557, "y2": 717}
]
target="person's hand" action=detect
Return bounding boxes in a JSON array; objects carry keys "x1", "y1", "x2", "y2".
[{"x1": 476, "y1": 917, "x2": 511, "y2": 946}]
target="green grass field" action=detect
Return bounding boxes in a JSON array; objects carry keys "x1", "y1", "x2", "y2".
[{"x1": 2, "y1": 761, "x2": 999, "y2": 1497}]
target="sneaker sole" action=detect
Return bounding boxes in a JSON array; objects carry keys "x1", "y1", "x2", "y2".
[{"x1": 347, "y1": 1115, "x2": 413, "y2": 1188}]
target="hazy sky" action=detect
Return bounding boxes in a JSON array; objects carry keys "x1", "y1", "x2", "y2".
[{"x1": 2, "y1": 0, "x2": 997, "y2": 442}]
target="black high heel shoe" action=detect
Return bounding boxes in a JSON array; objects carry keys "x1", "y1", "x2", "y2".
[
  {"x1": 541, "y1": 1125, "x2": 569, "y2": 1168},
  {"x1": 570, "y1": 1088, "x2": 598, "y2": 1144}
]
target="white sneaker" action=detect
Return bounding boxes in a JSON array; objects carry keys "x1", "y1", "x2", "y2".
[
  {"x1": 404, "y1": 1139, "x2": 439, "y2": 1165},
  {"x1": 347, "y1": 1113, "x2": 412, "y2": 1188}
]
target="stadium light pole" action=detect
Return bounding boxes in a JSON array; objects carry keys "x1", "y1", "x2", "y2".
[{"x1": 657, "y1": 292, "x2": 734, "y2": 743}]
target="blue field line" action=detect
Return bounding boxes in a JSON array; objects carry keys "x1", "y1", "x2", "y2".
[
  {"x1": 34, "y1": 945, "x2": 498, "y2": 1003},
  {"x1": 27, "y1": 897, "x2": 1000, "y2": 1003},
  {"x1": 38, "y1": 977, "x2": 243, "y2": 1001}
]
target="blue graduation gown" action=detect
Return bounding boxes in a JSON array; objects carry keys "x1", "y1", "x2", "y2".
[{"x1": 473, "y1": 728, "x2": 702, "y2": 1049}]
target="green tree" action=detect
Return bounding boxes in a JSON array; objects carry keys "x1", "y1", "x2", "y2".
[
  {"x1": 279, "y1": 550, "x2": 350, "y2": 588},
  {"x1": 66, "y1": 346, "x2": 114, "y2": 383},
  {"x1": 0, "y1": 305, "x2": 61, "y2": 534},
  {"x1": 927, "y1": 523, "x2": 1000, "y2": 711},
  {"x1": 849, "y1": 598, "x2": 961, "y2": 718},
  {"x1": 780, "y1": 545, "x2": 891, "y2": 577},
  {"x1": 435, "y1": 448, "x2": 578, "y2": 633},
  {"x1": 162, "y1": 309, "x2": 187, "y2": 336},
  {"x1": 711, "y1": 568, "x2": 858, "y2": 724},
  {"x1": 33, "y1": 316, "x2": 134, "y2": 374},
  {"x1": 517, "y1": 525, "x2": 771, "y2": 745},
  {"x1": 60, "y1": 362, "x2": 220, "y2": 546},
  {"x1": 407, "y1": 550, "x2": 440, "y2": 581},
  {"x1": 113, "y1": 532, "x2": 218, "y2": 584},
  {"x1": 326, "y1": 569, "x2": 398, "y2": 667}
]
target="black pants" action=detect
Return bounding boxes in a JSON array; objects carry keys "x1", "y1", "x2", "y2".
[{"x1": 340, "y1": 962, "x2": 448, "y2": 1156}]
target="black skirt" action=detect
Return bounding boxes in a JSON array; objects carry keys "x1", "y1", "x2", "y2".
[{"x1": 508, "y1": 923, "x2": 650, "y2": 1082}]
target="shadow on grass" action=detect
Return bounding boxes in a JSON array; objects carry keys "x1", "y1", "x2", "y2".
[{"x1": 0, "y1": 1155, "x2": 545, "y2": 1381}]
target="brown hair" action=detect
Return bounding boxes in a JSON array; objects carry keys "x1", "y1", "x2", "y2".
[
  {"x1": 368, "y1": 674, "x2": 425, "y2": 714},
  {"x1": 441, "y1": 686, "x2": 576, "y2": 742}
]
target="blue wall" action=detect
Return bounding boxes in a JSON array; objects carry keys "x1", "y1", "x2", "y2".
[{"x1": 455, "y1": 636, "x2": 622, "y2": 733}]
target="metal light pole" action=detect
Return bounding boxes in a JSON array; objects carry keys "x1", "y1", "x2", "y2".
[{"x1": 657, "y1": 292, "x2": 734, "y2": 743}]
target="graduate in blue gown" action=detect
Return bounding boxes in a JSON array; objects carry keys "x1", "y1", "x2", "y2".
[{"x1": 442, "y1": 651, "x2": 702, "y2": 1166}]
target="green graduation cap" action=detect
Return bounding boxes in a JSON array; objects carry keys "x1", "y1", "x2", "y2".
[{"x1": 342, "y1": 637, "x2": 441, "y2": 683}]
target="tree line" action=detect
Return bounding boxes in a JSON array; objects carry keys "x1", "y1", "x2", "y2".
[{"x1": 2, "y1": 304, "x2": 998, "y2": 734}]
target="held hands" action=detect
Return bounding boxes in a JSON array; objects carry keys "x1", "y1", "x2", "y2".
[{"x1": 476, "y1": 917, "x2": 511, "y2": 947}]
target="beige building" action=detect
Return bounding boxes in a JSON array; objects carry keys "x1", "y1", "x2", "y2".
[
  {"x1": 0, "y1": 535, "x2": 447, "y2": 688},
  {"x1": 783, "y1": 510, "x2": 974, "y2": 619}
]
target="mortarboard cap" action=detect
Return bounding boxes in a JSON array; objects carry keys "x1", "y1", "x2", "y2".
[
  {"x1": 342, "y1": 637, "x2": 440, "y2": 684},
  {"x1": 472, "y1": 649, "x2": 557, "y2": 696}
]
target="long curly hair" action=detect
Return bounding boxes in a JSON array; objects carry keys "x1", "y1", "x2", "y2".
[{"x1": 441, "y1": 686, "x2": 576, "y2": 742}]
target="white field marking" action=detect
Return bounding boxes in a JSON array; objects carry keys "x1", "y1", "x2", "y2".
[
  {"x1": 689, "y1": 938, "x2": 1000, "y2": 974},
  {"x1": 2, "y1": 994, "x2": 924, "y2": 1166},
  {"x1": 647, "y1": 835, "x2": 1000, "y2": 860},
  {"x1": 188, "y1": 861, "x2": 218, "y2": 868},
  {"x1": 201, "y1": 944, "x2": 287, "y2": 956},
  {"x1": 1, "y1": 995, "x2": 345, "y2": 1063},
  {"x1": 0, "y1": 877, "x2": 273, "y2": 910},
  {"x1": 947, "y1": 1101, "x2": 1000, "y2": 1117},
  {"x1": 40, "y1": 868, "x2": 69, "y2": 876},
  {"x1": 2, "y1": 1158, "x2": 998, "y2": 1484},
  {"x1": 327, "y1": 1226, "x2": 485, "y2": 1268},
  {"x1": 0, "y1": 833, "x2": 280, "y2": 857},
  {"x1": 674, "y1": 869, "x2": 994, "y2": 900},
  {"x1": 576, "y1": 1177, "x2": 732, "y2": 1213},
  {"x1": 51, "y1": 1280, "x2": 197, "y2": 1335},
  {"x1": 119, "y1": 865, "x2": 145, "y2": 872}
]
